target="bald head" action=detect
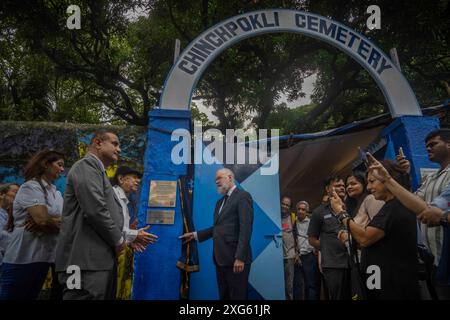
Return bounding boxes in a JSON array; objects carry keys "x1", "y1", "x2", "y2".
[
  {"x1": 217, "y1": 168, "x2": 235, "y2": 180},
  {"x1": 89, "y1": 130, "x2": 117, "y2": 145},
  {"x1": 88, "y1": 131, "x2": 121, "y2": 167}
]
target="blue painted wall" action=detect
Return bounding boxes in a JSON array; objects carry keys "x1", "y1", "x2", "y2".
[
  {"x1": 133, "y1": 109, "x2": 191, "y2": 300},
  {"x1": 382, "y1": 116, "x2": 440, "y2": 190}
]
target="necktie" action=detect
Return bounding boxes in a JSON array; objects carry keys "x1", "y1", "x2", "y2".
[{"x1": 219, "y1": 194, "x2": 229, "y2": 214}]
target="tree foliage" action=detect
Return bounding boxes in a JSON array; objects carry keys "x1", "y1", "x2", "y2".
[{"x1": 0, "y1": 0, "x2": 449, "y2": 133}]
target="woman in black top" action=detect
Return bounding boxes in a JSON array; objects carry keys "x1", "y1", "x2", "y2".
[{"x1": 330, "y1": 160, "x2": 420, "y2": 300}]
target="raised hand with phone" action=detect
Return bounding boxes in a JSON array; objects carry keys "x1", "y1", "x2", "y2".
[
  {"x1": 358, "y1": 147, "x2": 369, "y2": 167},
  {"x1": 396, "y1": 147, "x2": 411, "y2": 174}
]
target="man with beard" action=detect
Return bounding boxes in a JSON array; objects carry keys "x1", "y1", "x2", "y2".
[
  {"x1": 307, "y1": 176, "x2": 350, "y2": 300},
  {"x1": 180, "y1": 168, "x2": 254, "y2": 300}
]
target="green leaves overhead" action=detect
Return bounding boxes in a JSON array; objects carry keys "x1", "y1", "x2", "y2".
[{"x1": 0, "y1": 0, "x2": 448, "y2": 133}]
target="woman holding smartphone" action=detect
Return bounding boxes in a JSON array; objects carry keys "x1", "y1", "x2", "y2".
[{"x1": 330, "y1": 159, "x2": 420, "y2": 300}]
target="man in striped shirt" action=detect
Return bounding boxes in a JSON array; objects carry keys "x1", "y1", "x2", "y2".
[{"x1": 416, "y1": 129, "x2": 450, "y2": 299}]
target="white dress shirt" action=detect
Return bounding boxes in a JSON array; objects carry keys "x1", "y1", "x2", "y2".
[
  {"x1": 295, "y1": 216, "x2": 315, "y2": 255},
  {"x1": 113, "y1": 185, "x2": 138, "y2": 244}
]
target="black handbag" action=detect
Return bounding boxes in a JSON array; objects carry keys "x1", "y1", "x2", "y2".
[{"x1": 417, "y1": 243, "x2": 438, "y2": 300}]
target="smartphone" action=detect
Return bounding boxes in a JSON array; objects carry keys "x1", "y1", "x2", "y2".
[
  {"x1": 358, "y1": 147, "x2": 368, "y2": 166},
  {"x1": 398, "y1": 147, "x2": 405, "y2": 158}
]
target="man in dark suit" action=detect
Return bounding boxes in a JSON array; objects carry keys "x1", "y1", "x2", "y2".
[
  {"x1": 55, "y1": 131, "x2": 151, "y2": 299},
  {"x1": 180, "y1": 168, "x2": 254, "y2": 300}
]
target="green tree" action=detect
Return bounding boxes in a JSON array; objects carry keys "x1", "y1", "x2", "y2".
[
  {"x1": 1, "y1": 0, "x2": 449, "y2": 133},
  {"x1": 1, "y1": 0, "x2": 168, "y2": 125}
]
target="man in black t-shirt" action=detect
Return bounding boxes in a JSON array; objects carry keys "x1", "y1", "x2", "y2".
[{"x1": 307, "y1": 176, "x2": 350, "y2": 300}]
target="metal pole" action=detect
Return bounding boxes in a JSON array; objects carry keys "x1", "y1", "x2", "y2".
[
  {"x1": 173, "y1": 39, "x2": 180, "y2": 64},
  {"x1": 389, "y1": 47, "x2": 402, "y2": 72}
]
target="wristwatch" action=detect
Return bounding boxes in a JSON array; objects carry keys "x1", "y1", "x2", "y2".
[
  {"x1": 440, "y1": 212, "x2": 450, "y2": 228},
  {"x1": 337, "y1": 211, "x2": 350, "y2": 223}
]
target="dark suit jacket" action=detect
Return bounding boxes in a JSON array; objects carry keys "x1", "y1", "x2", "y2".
[
  {"x1": 197, "y1": 188, "x2": 253, "y2": 266},
  {"x1": 55, "y1": 153, "x2": 124, "y2": 272}
]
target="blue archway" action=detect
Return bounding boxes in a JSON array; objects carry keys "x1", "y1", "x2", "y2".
[{"x1": 133, "y1": 9, "x2": 427, "y2": 300}]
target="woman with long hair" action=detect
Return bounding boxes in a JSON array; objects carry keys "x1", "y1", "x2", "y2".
[
  {"x1": 345, "y1": 171, "x2": 384, "y2": 226},
  {"x1": 0, "y1": 150, "x2": 65, "y2": 300},
  {"x1": 337, "y1": 172, "x2": 384, "y2": 250}
]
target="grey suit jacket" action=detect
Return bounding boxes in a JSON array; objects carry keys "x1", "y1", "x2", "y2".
[
  {"x1": 197, "y1": 188, "x2": 253, "y2": 266},
  {"x1": 55, "y1": 154, "x2": 124, "y2": 272}
]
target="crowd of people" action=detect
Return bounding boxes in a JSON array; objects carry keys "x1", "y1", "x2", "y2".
[
  {"x1": 0, "y1": 131, "x2": 157, "y2": 300},
  {"x1": 1, "y1": 128, "x2": 450, "y2": 300},
  {"x1": 280, "y1": 129, "x2": 450, "y2": 300}
]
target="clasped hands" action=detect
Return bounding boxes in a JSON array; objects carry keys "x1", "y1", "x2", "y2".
[
  {"x1": 116, "y1": 225, "x2": 158, "y2": 255},
  {"x1": 23, "y1": 216, "x2": 61, "y2": 235}
]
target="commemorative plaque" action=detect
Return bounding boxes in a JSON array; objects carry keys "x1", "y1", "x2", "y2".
[
  {"x1": 148, "y1": 180, "x2": 177, "y2": 207},
  {"x1": 147, "y1": 209, "x2": 175, "y2": 225}
]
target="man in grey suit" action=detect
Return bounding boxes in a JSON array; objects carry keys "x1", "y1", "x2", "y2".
[
  {"x1": 180, "y1": 168, "x2": 254, "y2": 300},
  {"x1": 56, "y1": 131, "x2": 131, "y2": 299}
]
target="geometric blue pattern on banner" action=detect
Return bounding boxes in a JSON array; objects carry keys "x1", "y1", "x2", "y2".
[
  {"x1": 240, "y1": 158, "x2": 284, "y2": 299},
  {"x1": 190, "y1": 142, "x2": 283, "y2": 299},
  {"x1": 241, "y1": 157, "x2": 281, "y2": 228},
  {"x1": 248, "y1": 283, "x2": 264, "y2": 300},
  {"x1": 249, "y1": 200, "x2": 280, "y2": 265},
  {"x1": 248, "y1": 231, "x2": 285, "y2": 299}
]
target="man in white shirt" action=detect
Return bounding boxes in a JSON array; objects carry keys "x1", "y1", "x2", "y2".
[
  {"x1": 111, "y1": 166, "x2": 157, "y2": 250},
  {"x1": 111, "y1": 166, "x2": 157, "y2": 299}
]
